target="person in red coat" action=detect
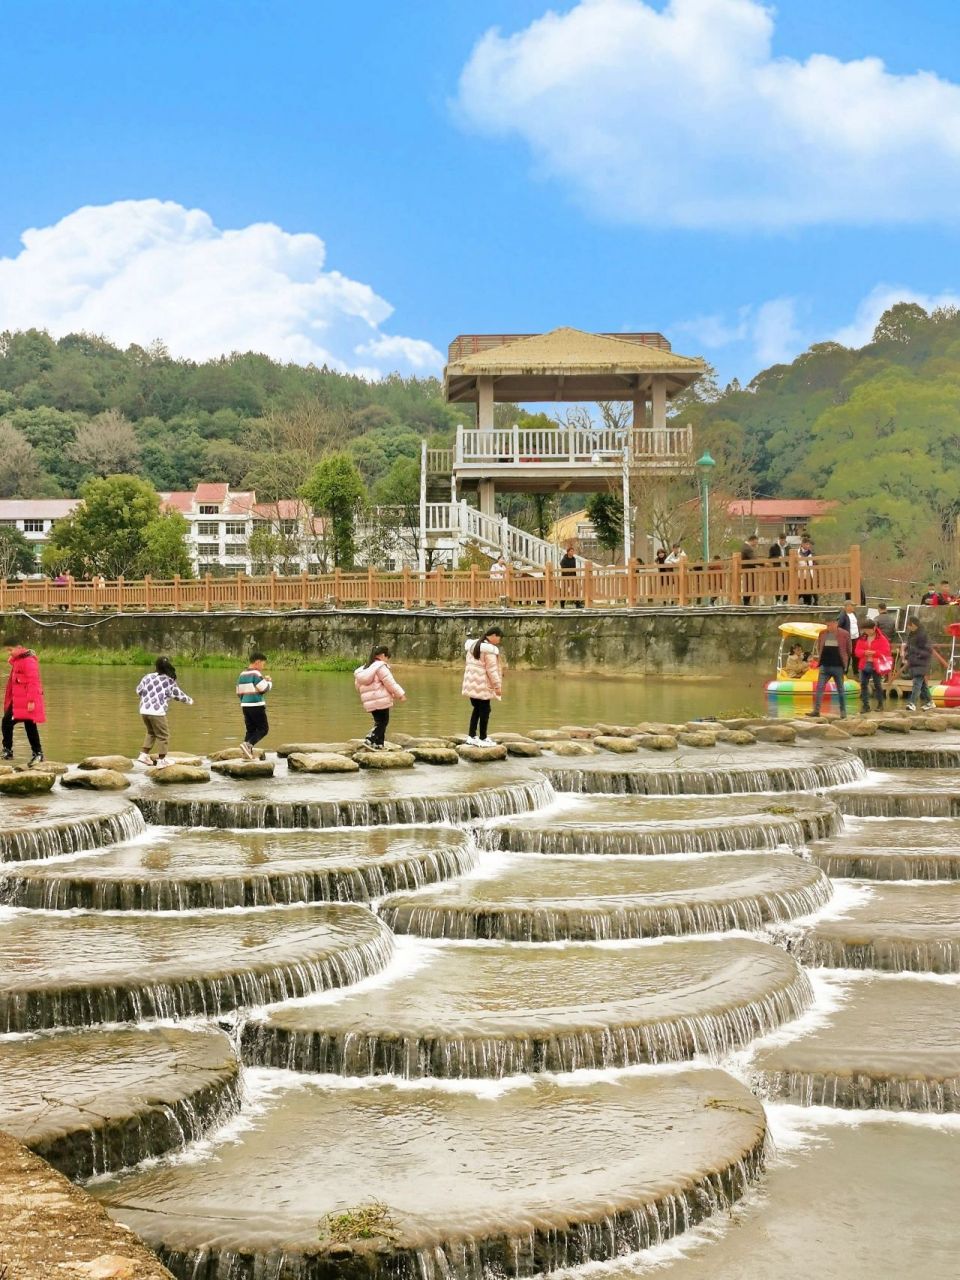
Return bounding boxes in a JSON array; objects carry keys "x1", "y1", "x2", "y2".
[
  {"x1": 854, "y1": 621, "x2": 892, "y2": 713},
  {"x1": 2, "y1": 642, "x2": 46, "y2": 766}
]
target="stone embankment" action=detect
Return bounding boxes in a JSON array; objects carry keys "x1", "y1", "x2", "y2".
[{"x1": 0, "y1": 706, "x2": 959, "y2": 1277}]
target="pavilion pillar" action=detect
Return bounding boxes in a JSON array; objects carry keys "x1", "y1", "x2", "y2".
[
  {"x1": 479, "y1": 480, "x2": 496, "y2": 516},
  {"x1": 478, "y1": 376, "x2": 494, "y2": 431},
  {"x1": 651, "y1": 376, "x2": 667, "y2": 433}
]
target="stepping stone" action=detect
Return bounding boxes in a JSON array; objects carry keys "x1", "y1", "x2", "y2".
[
  {"x1": 678, "y1": 731, "x2": 718, "y2": 748},
  {"x1": 208, "y1": 747, "x2": 265, "y2": 762},
  {"x1": 146, "y1": 764, "x2": 209, "y2": 784},
  {"x1": 456, "y1": 743, "x2": 508, "y2": 762},
  {"x1": 0, "y1": 771, "x2": 54, "y2": 796},
  {"x1": 0, "y1": 827, "x2": 476, "y2": 911},
  {"x1": 287, "y1": 751, "x2": 360, "y2": 773},
  {"x1": 410, "y1": 746, "x2": 460, "y2": 765},
  {"x1": 60, "y1": 769, "x2": 130, "y2": 791},
  {"x1": 0, "y1": 904, "x2": 393, "y2": 1031},
  {"x1": 210, "y1": 758, "x2": 275, "y2": 779},
  {"x1": 77, "y1": 755, "x2": 134, "y2": 772},
  {"x1": 354, "y1": 749, "x2": 416, "y2": 769},
  {"x1": 483, "y1": 794, "x2": 840, "y2": 856},
  {"x1": 621, "y1": 1120, "x2": 960, "y2": 1280},
  {"x1": 378, "y1": 851, "x2": 831, "y2": 941},
  {"x1": 594, "y1": 735, "x2": 639, "y2": 753},
  {"x1": 636, "y1": 733, "x2": 679, "y2": 750},
  {"x1": 505, "y1": 741, "x2": 542, "y2": 757},
  {"x1": 752, "y1": 724, "x2": 797, "y2": 743},
  {"x1": 276, "y1": 742, "x2": 355, "y2": 757},
  {"x1": 243, "y1": 937, "x2": 811, "y2": 1078},
  {"x1": 131, "y1": 769, "x2": 551, "y2": 830},
  {"x1": 810, "y1": 817, "x2": 960, "y2": 880},
  {"x1": 0, "y1": 798, "x2": 145, "y2": 863},
  {"x1": 527, "y1": 729, "x2": 571, "y2": 741},
  {"x1": 752, "y1": 974, "x2": 960, "y2": 1111},
  {"x1": 542, "y1": 747, "x2": 865, "y2": 797},
  {"x1": 796, "y1": 883, "x2": 960, "y2": 972},
  {"x1": 93, "y1": 1070, "x2": 766, "y2": 1276},
  {"x1": 0, "y1": 1026, "x2": 240, "y2": 1180},
  {"x1": 542, "y1": 739, "x2": 599, "y2": 756},
  {"x1": 557, "y1": 725, "x2": 598, "y2": 738},
  {"x1": 715, "y1": 729, "x2": 756, "y2": 745}
]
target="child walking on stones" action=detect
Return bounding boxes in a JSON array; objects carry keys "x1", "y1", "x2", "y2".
[
  {"x1": 136, "y1": 656, "x2": 194, "y2": 768},
  {"x1": 462, "y1": 627, "x2": 503, "y2": 746},
  {"x1": 236, "y1": 652, "x2": 273, "y2": 758},
  {"x1": 354, "y1": 645, "x2": 405, "y2": 748}
]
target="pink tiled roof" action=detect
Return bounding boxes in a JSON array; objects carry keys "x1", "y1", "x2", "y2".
[
  {"x1": 726, "y1": 499, "x2": 836, "y2": 518},
  {"x1": 194, "y1": 483, "x2": 229, "y2": 503}
]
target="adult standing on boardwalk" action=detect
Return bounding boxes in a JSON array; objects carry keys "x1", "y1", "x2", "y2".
[
  {"x1": 809, "y1": 618, "x2": 849, "y2": 718},
  {"x1": 559, "y1": 545, "x2": 582, "y2": 609},
  {"x1": 902, "y1": 618, "x2": 935, "y2": 711},
  {"x1": 236, "y1": 652, "x2": 273, "y2": 758},
  {"x1": 740, "y1": 534, "x2": 758, "y2": 605},
  {"x1": 2, "y1": 641, "x2": 46, "y2": 766},
  {"x1": 354, "y1": 644, "x2": 405, "y2": 749},
  {"x1": 462, "y1": 627, "x2": 503, "y2": 746}
]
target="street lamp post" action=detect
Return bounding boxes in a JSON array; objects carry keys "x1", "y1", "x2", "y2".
[{"x1": 696, "y1": 451, "x2": 716, "y2": 563}]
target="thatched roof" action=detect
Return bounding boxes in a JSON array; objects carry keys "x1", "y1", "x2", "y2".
[{"x1": 445, "y1": 327, "x2": 705, "y2": 403}]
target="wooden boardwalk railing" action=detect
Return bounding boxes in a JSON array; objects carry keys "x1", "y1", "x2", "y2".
[{"x1": 0, "y1": 549, "x2": 860, "y2": 613}]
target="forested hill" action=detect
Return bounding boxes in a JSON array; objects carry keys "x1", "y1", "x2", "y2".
[
  {"x1": 0, "y1": 329, "x2": 464, "y2": 502},
  {"x1": 682, "y1": 301, "x2": 960, "y2": 565}
]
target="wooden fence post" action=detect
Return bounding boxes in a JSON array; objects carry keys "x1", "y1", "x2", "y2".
[
  {"x1": 117, "y1": 575, "x2": 124, "y2": 613},
  {"x1": 44, "y1": 577, "x2": 51, "y2": 612},
  {"x1": 67, "y1": 574, "x2": 75, "y2": 612},
  {"x1": 367, "y1": 565, "x2": 375, "y2": 609},
  {"x1": 236, "y1": 571, "x2": 244, "y2": 610},
  {"x1": 204, "y1": 573, "x2": 212, "y2": 612},
  {"x1": 849, "y1": 544, "x2": 861, "y2": 606},
  {"x1": 270, "y1": 571, "x2": 278, "y2": 612},
  {"x1": 544, "y1": 561, "x2": 554, "y2": 609},
  {"x1": 583, "y1": 562, "x2": 594, "y2": 609},
  {"x1": 402, "y1": 566, "x2": 412, "y2": 610},
  {"x1": 334, "y1": 568, "x2": 342, "y2": 608},
  {"x1": 626, "y1": 559, "x2": 638, "y2": 607},
  {"x1": 469, "y1": 564, "x2": 478, "y2": 609},
  {"x1": 504, "y1": 564, "x2": 513, "y2": 607},
  {"x1": 173, "y1": 575, "x2": 181, "y2": 611},
  {"x1": 677, "y1": 558, "x2": 688, "y2": 608},
  {"x1": 144, "y1": 574, "x2": 152, "y2": 613},
  {"x1": 301, "y1": 571, "x2": 309, "y2": 610},
  {"x1": 730, "y1": 552, "x2": 742, "y2": 606},
  {"x1": 787, "y1": 550, "x2": 799, "y2": 605}
]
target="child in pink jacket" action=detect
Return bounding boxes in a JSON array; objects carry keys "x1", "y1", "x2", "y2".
[{"x1": 354, "y1": 645, "x2": 406, "y2": 749}]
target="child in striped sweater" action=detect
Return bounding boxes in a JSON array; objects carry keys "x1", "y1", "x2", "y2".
[{"x1": 236, "y1": 652, "x2": 273, "y2": 758}]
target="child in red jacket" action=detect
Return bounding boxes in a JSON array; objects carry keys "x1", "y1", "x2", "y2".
[{"x1": 854, "y1": 622, "x2": 892, "y2": 713}]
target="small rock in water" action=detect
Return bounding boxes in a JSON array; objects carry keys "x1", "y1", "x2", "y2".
[
  {"x1": 208, "y1": 746, "x2": 266, "y2": 762},
  {"x1": 678, "y1": 731, "x2": 717, "y2": 749},
  {"x1": 823, "y1": 725, "x2": 851, "y2": 740},
  {"x1": 0, "y1": 770, "x2": 55, "y2": 795},
  {"x1": 211, "y1": 759, "x2": 275, "y2": 779},
  {"x1": 287, "y1": 752, "x2": 360, "y2": 773},
  {"x1": 544, "y1": 739, "x2": 599, "y2": 756},
  {"x1": 506, "y1": 740, "x2": 542, "y2": 757},
  {"x1": 60, "y1": 768, "x2": 130, "y2": 791},
  {"x1": 147, "y1": 763, "x2": 210, "y2": 784},
  {"x1": 557, "y1": 725, "x2": 598, "y2": 739},
  {"x1": 24, "y1": 759, "x2": 70, "y2": 775},
  {"x1": 276, "y1": 741, "x2": 356, "y2": 757},
  {"x1": 877, "y1": 718, "x2": 911, "y2": 733},
  {"x1": 909, "y1": 716, "x2": 945, "y2": 732},
  {"x1": 457, "y1": 743, "x2": 508, "y2": 762},
  {"x1": 752, "y1": 724, "x2": 797, "y2": 744},
  {"x1": 715, "y1": 718, "x2": 751, "y2": 731},
  {"x1": 594, "y1": 735, "x2": 639, "y2": 753},
  {"x1": 636, "y1": 734, "x2": 679, "y2": 752},
  {"x1": 630, "y1": 722, "x2": 679, "y2": 736},
  {"x1": 354, "y1": 748, "x2": 416, "y2": 769},
  {"x1": 403, "y1": 737, "x2": 456, "y2": 749},
  {"x1": 526, "y1": 729, "x2": 569, "y2": 742},
  {"x1": 410, "y1": 746, "x2": 460, "y2": 765},
  {"x1": 846, "y1": 721, "x2": 878, "y2": 737},
  {"x1": 165, "y1": 752, "x2": 204, "y2": 766},
  {"x1": 77, "y1": 754, "x2": 134, "y2": 772},
  {"x1": 592, "y1": 723, "x2": 637, "y2": 737},
  {"x1": 714, "y1": 728, "x2": 756, "y2": 745}
]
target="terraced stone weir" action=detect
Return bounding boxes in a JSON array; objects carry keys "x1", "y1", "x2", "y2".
[
  {"x1": 0, "y1": 795, "x2": 145, "y2": 862},
  {"x1": 751, "y1": 974, "x2": 960, "y2": 1111},
  {"x1": 0, "y1": 1025, "x2": 241, "y2": 1179},
  {"x1": 481, "y1": 793, "x2": 839, "y2": 857},
  {"x1": 0, "y1": 825, "x2": 477, "y2": 911},
  {"x1": 129, "y1": 764, "x2": 552, "y2": 829},
  {"x1": 838, "y1": 770, "x2": 960, "y2": 818},
  {"x1": 0, "y1": 904, "x2": 393, "y2": 1031},
  {"x1": 377, "y1": 851, "x2": 831, "y2": 941},
  {"x1": 853, "y1": 742, "x2": 960, "y2": 770},
  {"x1": 94, "y1": 1068, "x2": 766, "y2": 1280},
  {"x1": 794, "y1": 883, "x2": 960, "y2": 972},
  {"x1": 243, "y1": 936, "x2": 812, "y2": 1077},
  {"x1": 542, "y1": 747, "x2": 865, "y2": 797},
  {"x1": 810, "y1": 816, "x2": 960, "y2": 880}
]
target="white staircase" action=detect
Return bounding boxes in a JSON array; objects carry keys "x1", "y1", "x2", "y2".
[{"x1": 423, "y1": 501, "x2": 588, "y2": 571}]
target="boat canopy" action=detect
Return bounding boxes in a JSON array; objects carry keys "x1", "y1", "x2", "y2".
[
  {"x1": 778, "y1": 621, "x2": 827, "y2": 641},
  {"x1": 947, "y1": 622, "x2": 960, "y2": 639}
]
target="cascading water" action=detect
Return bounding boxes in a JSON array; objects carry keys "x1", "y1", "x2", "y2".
[
  {"x1": 543, "y1": 754, "x2": 865, "y2": 797},
  {"x1": 0, "y1": 805, "x2": 146, "y2": 863}
]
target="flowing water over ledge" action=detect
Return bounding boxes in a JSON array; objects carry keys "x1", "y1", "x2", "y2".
[
  {"x1": 480, "y1": 794, "x2": 840, "y2": 857},
  {"x1": 92, "y1": 1069, "x2": 767, "y2": 1280},
  {"x1": 0, "y1": 904, "x2": 394, "y2": 1031},
  {"x1": 242, "y1": 937, "x2": 812, "y2": 1078},
  {"x1": 0, "y1": 826, "x2": 478, "y2": 911},
  {"x1": 750, "y1": 975, "x2": 960, "y2": 1111},
  {"x1": 377, "y1": 852, "x2": 832, "y2": 942},
  {"x1": 0, "y1": 1025, "x2": 241, "y2": 1179},
  {"x1": 838, "y1": 769, "x2": 960, "y2": 818},
  {"x1": 794, "y1": 882, "x2": 960, "y2": 973},
  {"x1": 0, "y1": 797, "x2": 146, "y2": 863},
  {"x1": 810, "y1": 816, "x2": 960, "y2": 880},
  {"x1": 852, "y1": 743, "x2": 960, "y2": 770}
]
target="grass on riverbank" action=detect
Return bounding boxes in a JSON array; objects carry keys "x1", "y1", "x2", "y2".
[{"x1": 34, "y1": 646, "x2": 357, "y2": 672}]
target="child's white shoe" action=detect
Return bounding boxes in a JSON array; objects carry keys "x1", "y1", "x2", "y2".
[
  {"x1": 137, "y1": 752, "x2": 153, "y2": 766},
  {"x1": 153, "y1": 757, "x2": 169, "y2": 769}
]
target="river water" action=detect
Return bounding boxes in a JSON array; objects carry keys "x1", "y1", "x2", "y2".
[{"x1": 33, "y1": 664, "x2": 766, "y2": 762}]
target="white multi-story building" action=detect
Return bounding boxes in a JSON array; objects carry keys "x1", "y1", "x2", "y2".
[{"x1": 0, "y1": 499, "x2": 81, "y2": 569}]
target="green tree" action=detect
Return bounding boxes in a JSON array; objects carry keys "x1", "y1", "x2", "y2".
[
  {"x1": 0, "y1": 422, "x2": 46, "y2": 497},
  {"x1": 302, "y1": 453, "x2": 367, "y2": 569},
  {"x1": 586, "y1": 491, "x2": 623, "y2": 553},
  {"x1": 68, "y1": 409, "x2": 141, "y2": 477},
  {"x1": 43, "y1": 474, "x2": 192, "y2": 578},
  {"x1": 0, "y1": 525, "x2": 38, "y2": 578}
]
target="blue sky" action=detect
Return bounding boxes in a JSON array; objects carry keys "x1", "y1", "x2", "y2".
[{"x1": 1, "y1": 0, "x2": 959, "y2": 383}]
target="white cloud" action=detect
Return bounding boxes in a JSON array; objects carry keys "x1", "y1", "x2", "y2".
[
  {"x1": 457, "y1": 0, "x2": 960, "y2": 229},
  {"x1": 0, "y1": 199, "x2": 443, "y2": 376},
  {"x1": 831, "y1": 284, "x2": 960, "y2": 348},
  {"x1": 675, "y1": 295, "x2": 801, "y2": 370}
]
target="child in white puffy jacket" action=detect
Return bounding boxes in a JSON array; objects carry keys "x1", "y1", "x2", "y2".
[{"x1": 354, "y1": 644, "x2": 405, "y2": 748}]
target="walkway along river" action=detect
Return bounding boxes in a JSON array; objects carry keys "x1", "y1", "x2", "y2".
[{"x1": 0, "y1": 711, "x2": 958, "y2": 1278}]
